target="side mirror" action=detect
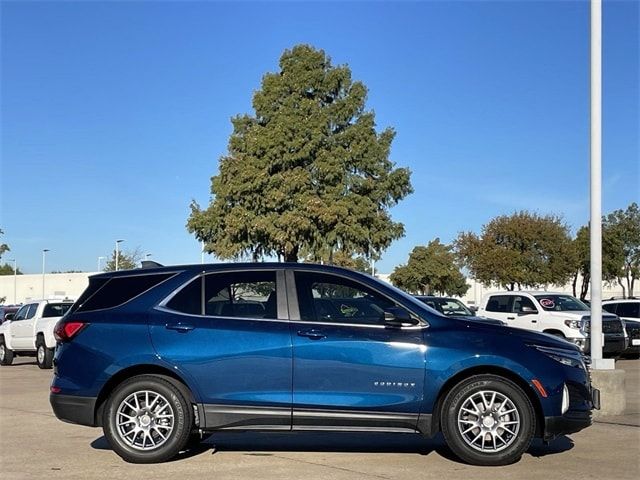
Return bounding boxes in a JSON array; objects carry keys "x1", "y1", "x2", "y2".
[
  {"x1": 384, "y1": 307, "x2": 419, "y2": 326},
  {"x1": 469, "y1": 306, "x2": 479, "y2": 313},
  {"x1": 519, "y1": 306, "x2": 537, "y2": 315},
  {"x1": 4, "y1": 313, "x2": 15, "y2": 321}
]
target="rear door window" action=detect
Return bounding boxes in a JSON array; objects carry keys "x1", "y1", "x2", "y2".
[
  {"x1": 485, "y1": 295, "x2": 512, "y2": 313},
  {"x1": 205, "y1": 271, "x2": 278, "y2": 319},
  {"x1": 616, "y1": 302, "x2": 639, "y2": 318}
]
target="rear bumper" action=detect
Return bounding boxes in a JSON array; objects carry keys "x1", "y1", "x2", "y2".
[{"x1": 50, "y1": 394, "x2": 97, "y2": 427}]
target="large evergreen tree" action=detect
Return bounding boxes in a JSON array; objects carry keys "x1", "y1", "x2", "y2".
[{"x1": 188, "y1": 45, "x2": 412, "y2": 262}]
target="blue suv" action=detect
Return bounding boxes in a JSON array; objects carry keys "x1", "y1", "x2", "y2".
[{"x1": 50, "y1": 263, "x2": 598, "y2": 465}]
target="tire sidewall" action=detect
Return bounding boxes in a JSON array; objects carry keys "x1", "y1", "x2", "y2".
[
  {"x1": 441, "y1": 376, "x2": 535, "y2": 466},
  {"x1": 36, "y1": 342, "x2": 47, "y2": 369},
  {"x1": 0, "y1": 339, "x2": 13, "y2": 366},
  {"x1": 103, "y1": 376, "x2": 191, "y2": 463}
]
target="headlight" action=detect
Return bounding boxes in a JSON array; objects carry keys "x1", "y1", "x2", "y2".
[
  {"x1": 564, "y1": 319, "x2": 581, "y2": 329},
  {"x1": 581, "y1": 319, "x2": 590, "y2": 334},
  {"x1": 532, "y1": 345, "x2": 585, "y2": 369}
]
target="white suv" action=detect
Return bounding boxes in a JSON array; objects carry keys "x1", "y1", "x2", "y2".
[
  {"x1": 477, "y1": 291, "x2": 627, "y2": 355},
  {"x1": 0, "y1": 299, "x2": 74, "y2": 368}
]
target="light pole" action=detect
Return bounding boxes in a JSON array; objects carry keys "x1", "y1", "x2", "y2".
[
  {"x1": 115, "y1": 239, "x2": 125, "y2": 271},
  {"x1": 589, "y1": 0, "x2": 611, "y2": 370},
  {"x1": 42, "y1": 249, "x2": 49, "y2": 299},
  {"x1": 97, "y1": 256, "x2": 106, "y2": 272},
  {"x1": 145, "y1": 253, "x2": 152, "y2": 260},
  {"x1": 8, "y1": 259, "x2": 17, "y2": 304},
  {"x1": 201, "y1": 240, "x2": 205, "y2": 264}
]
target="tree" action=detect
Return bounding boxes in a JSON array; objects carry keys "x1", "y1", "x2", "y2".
[
  {"x1": 571, "y1": 224, "x2": 623, "y2": 300},
  {"x1": 187, "y1": 44, "x2": 412, "y2": 263},
  {"x1": 604, "y1": 202, "x2": 640, "y2": 297},
  {"x1": 0, "y1": 229, "x2": 22, "y2": 303},
  {"x1": 324, "y1": 251, "x2": 371, "y2": 274},
  {"x1": 455, "y1": 212, "x2": 575, "y2": 290},
  {"x1": 104, "y1": 247, "x2": 143, "y2": 272},
  {"x1": 390, "y1": 239, "x2": 469, "y2": 296}
]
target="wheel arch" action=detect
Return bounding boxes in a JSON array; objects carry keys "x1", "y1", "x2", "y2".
[
  {"x1": 429, "y1": 365, "x2": 545, "y2": 438},
  {"x1": 94, "y1": 364, "x2": 198, "y2": 427}
]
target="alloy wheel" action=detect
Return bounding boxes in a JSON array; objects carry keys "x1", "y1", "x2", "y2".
[
  {"x1": 115, "y1": 390, "x2": 175, "y2": 451},
  {"x1": 457, "y1": 390, "x2": 521, "y2": 453}
]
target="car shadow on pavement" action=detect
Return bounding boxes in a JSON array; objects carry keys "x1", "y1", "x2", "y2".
[{"x1": 91, "y1": 432, "x2": 573, "y2": 462}]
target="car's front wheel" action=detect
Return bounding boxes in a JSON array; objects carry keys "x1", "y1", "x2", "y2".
[
  {"x1": 441, "y1": 374, "x2": 535, "y2": 466},
  {"x1": 102, "y1": 375, "x2": 194, "y2": 463},
  {"x1": 0, "y1": 338, "x2": 14, "y2": 366}
]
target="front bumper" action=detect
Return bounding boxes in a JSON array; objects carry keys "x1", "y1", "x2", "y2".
[
  {"x1": 544, "y1": 411, "x2": 592, "y2": 440},
  {"x1": 569, "y1": 336, "x2": 627, "y2": 355},
  {"x1": 50, "y1": 393, "x2": 97, "y2": 427},
  {"x1": 543, "y1": 383, "x2": 599, "y2": 440}
]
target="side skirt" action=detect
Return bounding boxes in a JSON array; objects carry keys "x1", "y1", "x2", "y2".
[{"x1": 202, "y1": 404, "x2": 432, "y2": 435}]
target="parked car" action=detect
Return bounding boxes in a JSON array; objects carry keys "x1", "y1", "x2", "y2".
[
  {"x1": 0, "y1": 305, "x2": 19, "y2": 325},
  {"x1": 51, "y1": 263, "x2": 598, "y2": 466},
  {"x1": 477, "y1": 292, "x2": 627, "y2": 356},
  {"x1": 0, "y1": 299, "x2": 74, "y2": 368},
  {"x1": 414, "y1": 295, "x2": 506, "y2": 325},
  {"x1": 603, "y1": 298, "x2": 640, "y2": 358}
]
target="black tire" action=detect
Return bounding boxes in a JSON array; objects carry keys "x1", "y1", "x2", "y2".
[
  {"x1": 0, "y1": 338, "x2": 14, "y2": 366},
  {"x1": 102, "y1": 375, "x2": 194, "y2": 463},
  {"x1": 440, "y1": 374, "x2": 535, "y2": 466},
  {"x1": 36, "y1": 338, "x2": 54, "y2": 369},
  {"x1": 545, "y1": 331, "x2": 566, "y2": 339}
]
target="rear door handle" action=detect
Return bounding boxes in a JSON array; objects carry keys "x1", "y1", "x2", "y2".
[
  {"x1": 165, "y1": 322, "x2": 195, "y2": 332},
  {"x1": 507, "y1": 316, "x2": 515, "y2": 320},
  {"x1": 297, "y1": 329, "x2": 326, "y2": 340}
]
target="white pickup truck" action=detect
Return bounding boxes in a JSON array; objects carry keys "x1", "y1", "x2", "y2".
[
  {"x1": 477, "y1": 291, "x2": 627, "y2": 356},
  {"x1": 0, "y1": 299, "x2": 74, "y2": 369}
]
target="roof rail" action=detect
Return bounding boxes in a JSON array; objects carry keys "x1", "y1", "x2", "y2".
[{"x1": 140, "y1": 260, "x2": 164, "y2": 269}]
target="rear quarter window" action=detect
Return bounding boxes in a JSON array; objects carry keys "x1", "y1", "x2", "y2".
[{"x1": 76, "y1": 273, "x2": 175, "y2": 312}]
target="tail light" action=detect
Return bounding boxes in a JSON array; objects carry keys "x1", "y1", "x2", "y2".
[{"x1": 54, "y1": 321, "x2": 87, "y2": 342}]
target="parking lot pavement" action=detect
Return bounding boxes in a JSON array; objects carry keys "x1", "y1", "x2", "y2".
[{"x1": 0, "y1": 359, "x2": 638, "y2": 480}]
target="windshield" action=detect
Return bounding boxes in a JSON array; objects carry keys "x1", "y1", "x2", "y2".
[
  {"x1": 534, "y1": 295, "x2": 589, "y2": 312},
  {"x1": 419, "y1": 297, "x2": 473, "y2": 316}
]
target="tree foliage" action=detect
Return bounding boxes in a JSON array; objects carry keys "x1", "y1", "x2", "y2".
[
  {"x1": 188, "y1": 44, "x2": 412, "y2": 262},
  {"x1": 571, "y1": 224, "x2": 623, "y2": 300},
  {"x1": 455, "y1": 211, "x2": 575, "y2": 290},
  {"x1": 390, "y1": 239, "x2": 469, "y2": 296},
  {"x1": 604, "y1": 202, "x2": 640, "y2": 297},
  {"x1": 104, "y1": 247, "x2": 143, "y2": 272}
]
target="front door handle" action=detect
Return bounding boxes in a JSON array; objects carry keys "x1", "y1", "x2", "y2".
[
  {"x1": 165, "y1": 322, "x2": 195, "y2": 333},
  {"x1": 297, "y1": 329, "x2": 326, "y2": 340},
  {"x1": 507, "y1": 316, "x2": 515, "y2": 320}
]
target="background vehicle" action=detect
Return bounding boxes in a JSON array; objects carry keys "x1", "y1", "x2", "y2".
[
  {"x1": 414, "y1": 295, "x2": 506, "y2": 325},
  {"x1": 603, "y1": 299, "x2": 640, "y2": 358},
  {"x1": 51, "y1": 264, "x2": 597, "y2": 466},
  {"x1": 0, "y1": 305, "x2": 19, "y2": 325},
  {"x1": 477, "y1": 292, "x2": 626, "y2": 356},
  {"x1": 0, "y1": 299, "x2": 73, "y2": 368}
]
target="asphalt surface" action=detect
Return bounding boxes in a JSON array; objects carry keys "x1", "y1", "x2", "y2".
[{"x1": 0, "y1": 358, "x2": 638, "y2": 480}]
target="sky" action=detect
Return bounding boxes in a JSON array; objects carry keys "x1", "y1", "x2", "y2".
[{"x1": 1, "y1": 0, "x2": 638, "y2": 275}]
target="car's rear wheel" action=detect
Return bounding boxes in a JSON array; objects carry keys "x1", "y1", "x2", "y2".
[
  {"x1": 36, "y1": 339, "x2": 54, "y2": 369},
  {"x1": 441, "y1": 375, "x2": 535, "y2": 466},
  {"x1": 102, "y1": 375, "x2": 193, "y2": 463},
  {"x1": 0, "y1": 338, "x2": 14, "y2": 366}
]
